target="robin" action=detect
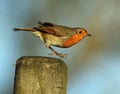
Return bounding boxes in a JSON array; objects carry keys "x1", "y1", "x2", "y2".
[{"x1": 14, "y1": 21, "x2": 91, "y2": 58}]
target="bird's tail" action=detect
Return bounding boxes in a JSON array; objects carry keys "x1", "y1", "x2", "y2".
[{"x1": 13, "y1": 28, "x2": 35, "y2": 32}]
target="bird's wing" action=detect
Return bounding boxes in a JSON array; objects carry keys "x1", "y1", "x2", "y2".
[
  {"x1": 38, "y1": 21, "x2": 55, "y2": 26},
  {"x1": 33, "y1": 26, "x2": 63, "y2": 37},
  {"x1": 33, "y1": 25, "x2": 74, "y2": 37}
]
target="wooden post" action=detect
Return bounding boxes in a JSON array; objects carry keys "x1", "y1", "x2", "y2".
[{"x1": 14, "y1": 56, "x2": 68, "y2": 94}]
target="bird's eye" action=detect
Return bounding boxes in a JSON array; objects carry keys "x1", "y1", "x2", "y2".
[{"x1": 79, "y1": 31, "x2": 82, "y2": 34}]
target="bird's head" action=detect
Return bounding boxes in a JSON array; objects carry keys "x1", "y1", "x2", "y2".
[{"x1": 75, "y1": 28, "x2": 91, "y2": 37}]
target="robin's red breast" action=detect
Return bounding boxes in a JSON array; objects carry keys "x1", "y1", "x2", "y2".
[{"x1": 14, "y1": 21, "x2": 91, "y2": 58}]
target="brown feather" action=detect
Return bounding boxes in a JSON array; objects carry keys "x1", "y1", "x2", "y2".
[{"x1": 33, "y1": 25, "x2": 75, "y2": 37}]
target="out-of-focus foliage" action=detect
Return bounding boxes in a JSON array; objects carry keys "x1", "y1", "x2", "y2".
[{"x1": 0, "y1": 0, "x2": 120, "y2": 94}]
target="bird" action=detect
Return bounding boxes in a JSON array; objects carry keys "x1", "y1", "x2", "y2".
[{"x1": 14, "y1": 21, "x2": 91, "y2": 58}]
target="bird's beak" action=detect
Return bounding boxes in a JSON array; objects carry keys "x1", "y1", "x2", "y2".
[{"x1": 87, "y1": 33, "x2": 92, "y2": 36}]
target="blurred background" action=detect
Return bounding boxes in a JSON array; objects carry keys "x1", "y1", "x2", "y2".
[{"x1": 0, "y1": 0, "x2": 120, "y2": 94}]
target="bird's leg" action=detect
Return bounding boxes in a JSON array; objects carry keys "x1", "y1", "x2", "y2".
[{"x1": 46, "y1": 46, "x2": 67, "y2": 58}]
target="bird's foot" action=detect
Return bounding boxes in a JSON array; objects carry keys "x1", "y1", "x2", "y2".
[{"x1": 48, "y1": 53, "x2": 68, "y2": 58}]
